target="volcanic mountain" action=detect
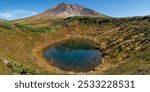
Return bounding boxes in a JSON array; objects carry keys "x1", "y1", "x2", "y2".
[
  {"x1": 0, "y1": 2, "x2": 150, "y2": 75},
  {"x1": 31, "y1": 3, "x2": 108, "y2": 19}
]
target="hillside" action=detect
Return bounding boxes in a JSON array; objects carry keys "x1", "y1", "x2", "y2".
[
  {"x1": 16, "y1": 3, "x2": 108, "y2": 24},
  {"x1": 0, "y1": 15, "x2": 150, "y2": 74},
  {"x1": 0, "y1": 18, "x2": 7, "y2": 22},
  {"x1": 33, "y1": 3, "x2": 107, "y2": 19}
]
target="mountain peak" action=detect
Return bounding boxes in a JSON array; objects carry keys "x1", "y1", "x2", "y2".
[
  {"x1": 57, "y1": 3, "x2": 80, "y2": 7},
  {"x1": 58, "y1": 2, "x2": 67, "y2": 5},
  {"x1": 32, "y1": 3, "x2": 108, "y2": 19}
]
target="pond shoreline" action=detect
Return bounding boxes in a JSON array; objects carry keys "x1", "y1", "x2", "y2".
[
  {"x1": 43, "y1": 38, "x2": 103, "y2": 72},
  {"x1": 32, "y1": 34, "x2": 121, "y2": 74}
]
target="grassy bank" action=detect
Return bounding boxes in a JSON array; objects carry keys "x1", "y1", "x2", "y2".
[{"x1": 0, "y1": 16, "x2": 150, "y2": 74}]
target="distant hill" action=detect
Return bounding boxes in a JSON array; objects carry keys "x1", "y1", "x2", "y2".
[{"x1": 0, "y1": 18, "x2": 7, "y2": 22}]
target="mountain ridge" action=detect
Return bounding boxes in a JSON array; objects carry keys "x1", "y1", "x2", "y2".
[
  {"x1": 0, "y1": 18, "x2": 7, "y2": 22},
  {"x1": 30, "y1": 3, "x2": 108, "y2": 20}
]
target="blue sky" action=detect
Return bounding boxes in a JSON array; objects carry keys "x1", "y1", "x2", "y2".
[{"x1": 0, "y1": 0, "x2": 150, "y2": 20}]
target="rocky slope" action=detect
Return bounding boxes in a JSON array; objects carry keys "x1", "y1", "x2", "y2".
[{"x1": 30, "y1": 3, "x2": 108, "y2": 20}]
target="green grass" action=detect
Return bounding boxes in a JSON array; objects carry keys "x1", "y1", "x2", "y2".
[
  {"x1": 0, "y1": 16, "x2": 150, "y2": 74},
  {"x1": 7, "y1": 61, "x2": 42, "y2": 75},
  {"x1": 0, "y1": 22, "x2": 15, "y2": 31},
  {"x1": 15, "y1": 23, "x2": 50, "y2": 32}
]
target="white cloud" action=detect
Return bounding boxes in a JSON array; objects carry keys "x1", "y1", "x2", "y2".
[
  {"x1": 0, "y1": 12, "x2": 13, "y2": 18},
  {"x1": 0, "y1": 9, "x2": 38, "y2": 20}
]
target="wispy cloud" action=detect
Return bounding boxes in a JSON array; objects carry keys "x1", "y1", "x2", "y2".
[
  {"x1": 0, "y1": 12, "x2": 13, "y2": 18},
  {"x1": 0, "y1": 9, "x2": 38, "y2": 20}
]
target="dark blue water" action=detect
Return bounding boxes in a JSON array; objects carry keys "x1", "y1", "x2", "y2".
[{"x1": 43, "y1": 39, "x2": 102, "y2": 72}]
